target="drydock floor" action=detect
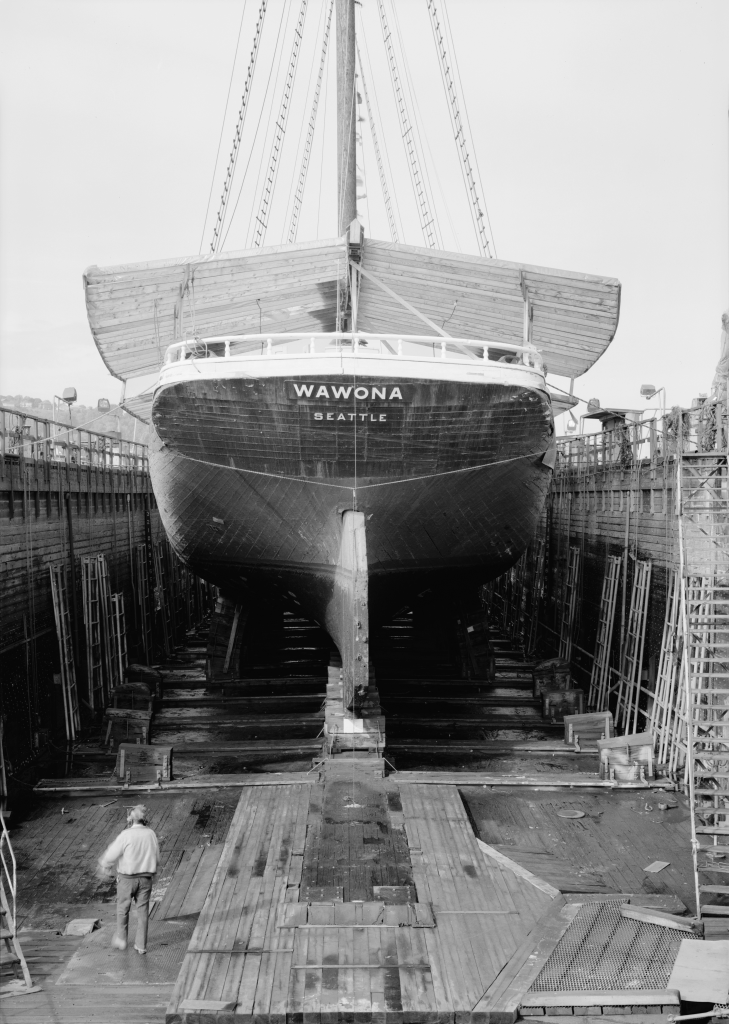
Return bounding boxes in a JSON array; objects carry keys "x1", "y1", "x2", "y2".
[{"x1": 1, "y1": 621, "x2": 711, "y2": 1023}]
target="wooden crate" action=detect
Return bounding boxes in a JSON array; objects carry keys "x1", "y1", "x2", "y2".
[
  {"x1": 543, "y1": 688, "x2": 584, "y2": 723},
  {"x1": 115, "y1": 742, "x2": 173, "y2": 783},
  {"x1": 597, "y1": 732, "x2": 655, "y2": 782},
  {"x1": 564, "y1": 711, "x2": 614, "y2": 750}
]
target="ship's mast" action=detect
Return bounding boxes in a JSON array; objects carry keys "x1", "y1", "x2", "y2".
[{"x1": 336, "y1": 0, "x2": 357, "y2": 234}]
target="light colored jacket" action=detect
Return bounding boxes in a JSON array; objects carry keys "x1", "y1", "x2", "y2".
[{"x1": 99, "y1": 823, "x2": 159, "y2": 876}]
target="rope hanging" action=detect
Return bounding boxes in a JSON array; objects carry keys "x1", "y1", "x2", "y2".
[
  {"x1": 287, "y1": 0, "x2": 334, "y2": 244},
  {"x1": 253, "y1": 0, "x2": 309, "y2": 248},
  {"x1": 209, "y1": 0, "x2": 269, "y2": 254},
  {"x1": 426, "y1": 0, "x2": 493, "y2": 258}
]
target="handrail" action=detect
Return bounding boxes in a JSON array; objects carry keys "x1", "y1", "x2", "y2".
[
  {"x1": 555, "y1": 400, "x2": 729, "y2": 470},
  {"x1": 0, "y1": 811, "x2": 17, "y2": 934},
  {"x1": 162, "y1": 332, "x2": 544, "y2": 372},
  {"x1": 0, "y1": 405, "x2": 149, "y2": 469}
]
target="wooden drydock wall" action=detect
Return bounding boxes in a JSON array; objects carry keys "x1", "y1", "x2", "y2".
[
  {"x1": 545, "y1": 455, "x2": 676, "y2": 687},
  {"x1": 0, "y1": 450, "x2": 162, "y2": 771}
]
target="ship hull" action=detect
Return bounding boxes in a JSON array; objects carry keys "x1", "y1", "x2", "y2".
[{"x1": 150, "y1": 372, "x2": 554, "y2": 638}]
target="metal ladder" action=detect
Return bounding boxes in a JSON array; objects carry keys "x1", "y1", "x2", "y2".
[
  {"x1": 49, "y1": 564, "x2": 80, "y2": 741},
  {"x1": 558, "y1": 546, "x2": 580, "y2": 663},
  {"x1": 0, "y1": 812, "x2": 37, "y2": 998},
  {"x1": 589, "y1": 554, "x2": 622, "y2": 711},
  {"x1": 677, "y1": 449, "x2": 729, "y2": 920}
]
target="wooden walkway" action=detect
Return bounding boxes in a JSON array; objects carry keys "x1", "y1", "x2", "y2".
[{"x1": 166, "y1": 774, "x2": 555, "y2": 1022}]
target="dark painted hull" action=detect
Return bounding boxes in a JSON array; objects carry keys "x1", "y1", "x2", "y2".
[{"x1": 150, "y1": 374, "x2": 553, "y2": 630}]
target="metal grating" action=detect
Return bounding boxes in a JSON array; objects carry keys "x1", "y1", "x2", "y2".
[{"x1": 529, "y1": 900, "x2": 699, "y2": 993}]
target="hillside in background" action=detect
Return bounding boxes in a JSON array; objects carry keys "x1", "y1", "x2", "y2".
[{"x1": 0, "y1": 394, "x2": 152, "y2": 444}]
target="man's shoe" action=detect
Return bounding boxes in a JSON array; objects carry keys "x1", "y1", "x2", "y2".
[
  {"x1": 134, "y1": 946, "x2": 147, "y2": 955},
  {"x1": 111, "y1": 935, "x2": 127, "y2": 950}
]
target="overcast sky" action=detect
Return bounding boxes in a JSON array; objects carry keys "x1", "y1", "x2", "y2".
[{"x1": 1, "y1": 0, "x2": 728, "y2": 427}]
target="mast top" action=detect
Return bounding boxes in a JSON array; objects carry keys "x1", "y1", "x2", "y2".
[{"x1": 336, "y1": 0, "x2": 357, "y2": 235}]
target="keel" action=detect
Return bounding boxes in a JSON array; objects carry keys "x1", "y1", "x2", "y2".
[{"x1": 325, "y1": 510, "x2": 370, "y2": 710}]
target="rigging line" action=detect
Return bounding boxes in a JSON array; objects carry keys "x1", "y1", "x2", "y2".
[
  {"x1": 253, "y1": 0, "x2": 310, "y2": 248},
  {"x1": 356, "y1": 40, "x2": 397, "y2": 242},
  {"x1": 169, "y1": 447, "x2": 547, "y2": 490},
  {"x1": 359, "y1": 18, "x2": 404, "y2": 241},
  {"x1": 281, "y1": 0, "x2": 327, "y2": 237},
  {"x1": 223, "y1": 2, "x2": 291, "y2": 251},
  {"x1": 287, "y1": 0, "x2": 334, "y2": 243},
  {"x1": 358, "y1": 20, "x2": 403, "y2": 244},
  {"x1": 441, "y1": 0, "x2": 497, "y2": 256},
  {"x1": 388, "y1": 0, "x2": 446, "y2": 251},
  {"x1": 199, "y1": 0, "x2": 248, "y2": 254},
  {"x1": 376, "y1": 0, "x2": 437, "y2": 249},
  {"x1": 245, "y1": 0, "x2": 295, "y2": 250},
  {"x1": 316, "y1": 26, "x2": 331, "y2": 238},
  {"x1": 209, "y1": 0, "x2": 268, "y2": 255},
  {"x1": 427, "y1": 0, "x2": 492, "y2": 258}
]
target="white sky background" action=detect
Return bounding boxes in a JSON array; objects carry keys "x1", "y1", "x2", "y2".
[{"x1": 1, "y1": 0, "x2": 728, "y2": 428}]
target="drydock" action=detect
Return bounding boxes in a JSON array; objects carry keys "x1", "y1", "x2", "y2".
[
  {"x1": 2, "y1": 395, "x2": 729, "y2": 1019},
  {"x1": 2, "y1": 0, "x2": 729, "y2": 1019}
]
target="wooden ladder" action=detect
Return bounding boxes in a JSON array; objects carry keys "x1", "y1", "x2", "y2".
[
  {"x1": 49, "y1": 564, "x2": 80, "y2": 741},
  {"x1": 650, "y1": 570, "x2": 685, "y2": 773},
  {"x1": 153, "y1": 542, "x2": 174, "y2": 657},
  {"x1": 81, "y1": 556, "x2": 106, "y2": 710},
  {"x1": 525, "y1": 537, "x2": 546, "y2": 656},
  {"x1": 677, "y1": 450, "x2": 729, "y2": 921},
  {"x1": 133, "y1": 544, "x2": 153, "y2": 663},
  {"x1": 0, "y1": 813, "x2": 37, "y2": 999},
  {"x1": 110, "y1": 593, "x2": 128, "y2": 688},
  {"x1": 588, "y1": 554, "x2": 621, "y2": 711},
  {"x1": 558, "y1": 546, "x2": 580, "y2": 663},
  {"x1": 615, "y1": 558, "x2": 652, "y2": 732}
]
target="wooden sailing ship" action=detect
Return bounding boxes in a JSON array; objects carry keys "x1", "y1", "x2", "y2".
[{"x1": 84, "y1": 0, "x2": 621, "y2": 707}]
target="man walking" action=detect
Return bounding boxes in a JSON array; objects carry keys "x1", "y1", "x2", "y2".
[{"x1": 98, "y1": 804, "x2": 159, "y2": 954}]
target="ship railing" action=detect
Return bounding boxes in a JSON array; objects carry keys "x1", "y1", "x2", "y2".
[
  {"x1": 163, "y1": 332, "x2": 544, "y2": 372},
  {"x1": 0, "y1": 405, "x2": 149, "y2": 470},
  {"x1": 556, "y1": 398, "x2": 729, "y2": 472}
]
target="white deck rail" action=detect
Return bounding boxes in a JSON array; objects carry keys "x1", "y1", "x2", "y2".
[{"x1": 163, "y1": 332, "x2": 544, "y2": 371}]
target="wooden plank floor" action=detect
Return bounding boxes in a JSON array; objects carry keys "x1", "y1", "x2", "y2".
[{"x1": 166, "y1": 775, "x2": 555, "y2": 1022}]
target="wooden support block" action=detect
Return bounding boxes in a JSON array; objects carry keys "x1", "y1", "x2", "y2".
[
  {"x1": 178, "y1": 998, "x2": 237, "y2": 1011},
  {"x1": 564, "y1": 711, "x2": 614, "y2": 750},
  {"x1": 619, "y1": 904, "x2": 697, "y2": 932},
  {"x1": 519, "y1": 989, "x2": 679, "y2": 1008},
  {"x1": 543, "y1": 689, "x2": 584, "y2": 723},
  {"x1": 597, "y1": 732, "x2": 655, "y2": 782}
]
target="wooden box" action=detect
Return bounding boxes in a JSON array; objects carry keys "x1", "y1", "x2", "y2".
[
  {"x1": 564, "y1": 711, "x2": 615, "y2": 750},
  {"x1": 597, "y1": 731, "x2": 654, "y2": 782},
  {"x1": 115, "y1": 743, "x2": 173, "y2": 783},
  {"x1": 543, "y1": 688, "x2": 584, "y2": 723}
]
